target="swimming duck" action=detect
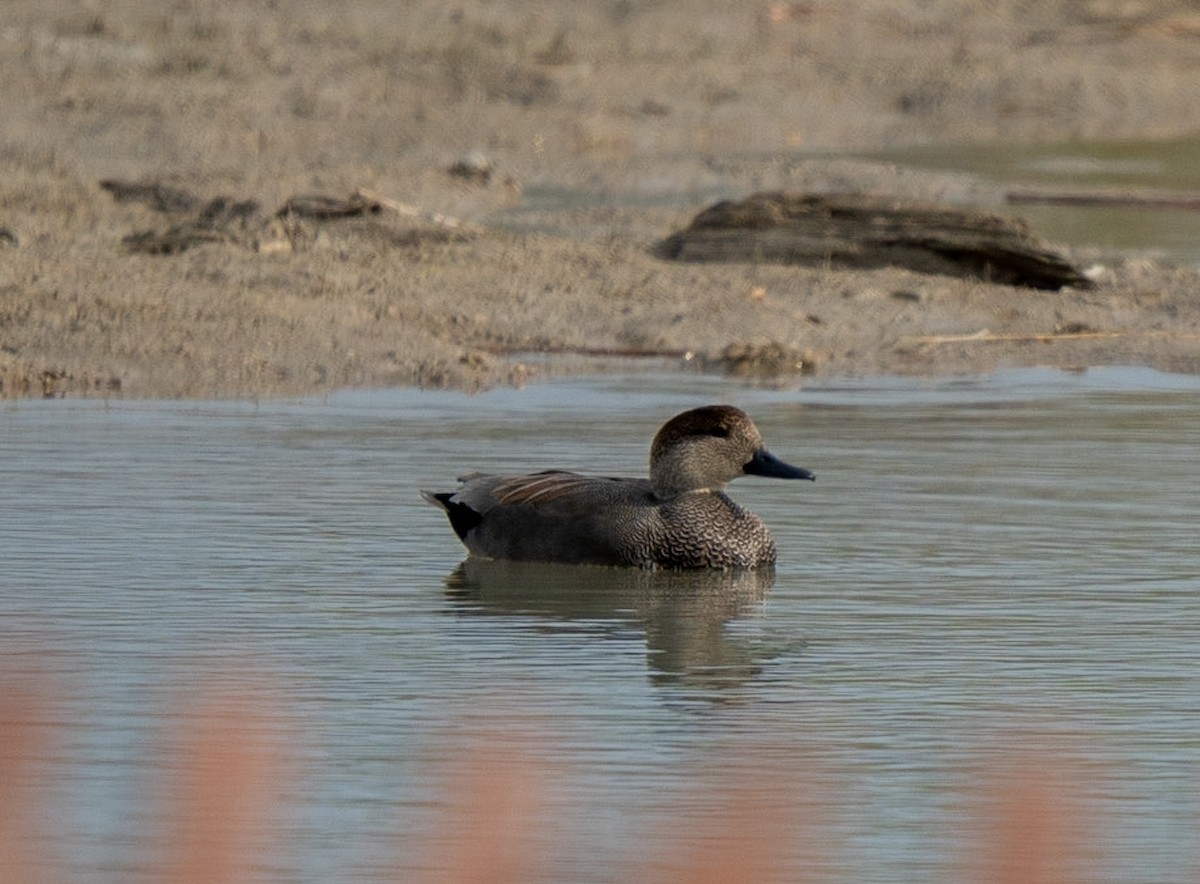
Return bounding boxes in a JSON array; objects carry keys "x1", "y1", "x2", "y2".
[{"x1": 421, "y1": 405, "x2": 814, "y2": 569}]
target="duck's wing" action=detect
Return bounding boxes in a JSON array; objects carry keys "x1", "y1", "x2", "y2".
[
  {"x1": 489, "y1": 470, "x2": 608, "y2": 505},
  {"x1": 447, "y1": 470, "x2": 650, "y2": 514},
  {"x1": 426, "y1": 470, "x2": 656, "y2": 564},
  {"x1": 428, "y1": 468, "x2": 650, "y2": 516}
]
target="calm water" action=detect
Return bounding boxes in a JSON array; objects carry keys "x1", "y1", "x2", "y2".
[
  {"x1": 873, "y1": 136, "x2": 1200, "y2": 264},
  {"x1": 3, "y1": 367, "x2": 1199, "y2": 882}
]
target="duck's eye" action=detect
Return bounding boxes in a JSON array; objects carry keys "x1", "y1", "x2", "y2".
[{"x1": 708, "y1": 426, "x2": 731, "y2": 438}]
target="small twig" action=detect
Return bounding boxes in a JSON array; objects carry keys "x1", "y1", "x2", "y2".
[
  {"x1": 902, "y1": 329, "x2": 1200, "y2": 346},
  {"x1": 354, "y1": 188, "x2": 473, "y2": 230},
  {"x1": 477, "y1": 344, "x2": 692, "y2": 359},
  {"x1": 1008, "y1": 188, "x2": 1200, "y2": 212}
]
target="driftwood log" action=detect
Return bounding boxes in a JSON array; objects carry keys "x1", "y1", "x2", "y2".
[
  {"x1": 657, "y1": 192, "x2": 1093, "y2": 290},
  {"x1": 100, "y1": 180, "x2": 464, "y2": 255}
]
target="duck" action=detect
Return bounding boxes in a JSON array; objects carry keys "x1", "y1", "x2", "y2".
[{"x1": 421, "y1": 405, "x2": 814, "y2": 570}]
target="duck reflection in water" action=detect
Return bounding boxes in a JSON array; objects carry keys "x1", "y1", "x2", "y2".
[
  {"x1": 423, "y1": 405, "x2": 814, "y2": 570},
  {"x1": 444, "y1": 559, "x2": 780, "y2": 692}
]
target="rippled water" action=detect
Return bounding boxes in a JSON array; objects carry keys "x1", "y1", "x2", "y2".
[{"x1": 3, "y1": 367, "x2": 1199, "y2": 882}]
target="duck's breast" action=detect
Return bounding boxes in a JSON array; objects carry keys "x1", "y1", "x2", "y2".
[{"x1": 651, "y1": 492, "x2": 777, "y2": 569}]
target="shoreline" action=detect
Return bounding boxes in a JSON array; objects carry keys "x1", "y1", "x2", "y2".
[{"x1": 4, "y1": 2, "x2": 1200, "y2": 400}]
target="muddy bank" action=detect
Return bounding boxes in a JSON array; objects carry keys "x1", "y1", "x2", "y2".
[{"x1": 2, "y1": 1, "x2": 1200, "y2": 398}]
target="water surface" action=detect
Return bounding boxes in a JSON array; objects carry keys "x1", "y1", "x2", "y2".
[
  {"x1": 872, "y1": 136, "x2": 1200, "y2": 263},
  {"x1": 2, "y1": 367, "x2": 1198, "y2": 882}
]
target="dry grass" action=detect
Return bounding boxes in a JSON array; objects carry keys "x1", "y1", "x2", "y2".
[{"x1": 2, "y1": 675, "x2": 1111, "y2": 884}]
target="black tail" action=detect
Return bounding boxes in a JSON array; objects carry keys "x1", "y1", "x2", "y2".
[{"x1": 421, "y1": 491, "x2": 482, "y2": 541}]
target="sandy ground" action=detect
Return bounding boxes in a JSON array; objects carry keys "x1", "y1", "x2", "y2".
[{"x1": 3, "y1": 0, "x2": 1200, "y2": 398}]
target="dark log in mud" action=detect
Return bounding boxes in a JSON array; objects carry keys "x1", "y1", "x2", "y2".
[
  {"x1": 276, "y1": 193, "x2": 384, "y2": 219},
  {"x1": 657, "y1": 192, "x2": 1093, "y2": 291},
  {"x1": 101, "y1": 181, "x2": 398, "y2": 254}
]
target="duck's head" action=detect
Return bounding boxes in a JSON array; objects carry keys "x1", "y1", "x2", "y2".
[{"x1": 649, "y1": 405, "x2": 815, "y2": 497}]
